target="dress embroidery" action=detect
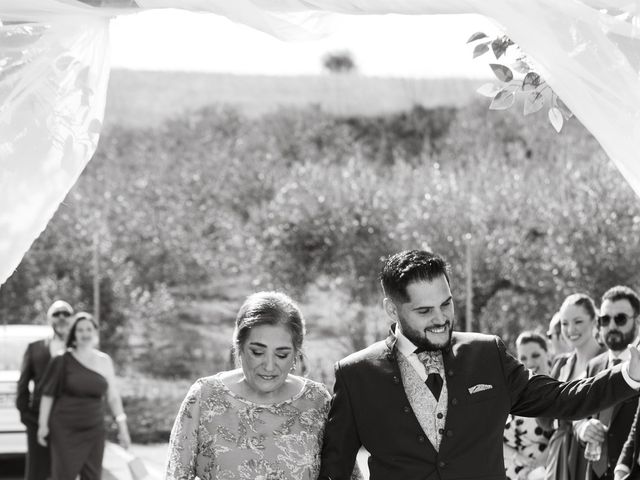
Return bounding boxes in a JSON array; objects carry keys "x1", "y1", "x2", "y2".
[{"x1": 165, "y1": 374, "x2": 332, "y2": 480}]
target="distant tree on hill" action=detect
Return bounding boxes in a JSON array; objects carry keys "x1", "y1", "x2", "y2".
[{"x1": 322, "y1": 50, "x2": 357, "y2": 74}]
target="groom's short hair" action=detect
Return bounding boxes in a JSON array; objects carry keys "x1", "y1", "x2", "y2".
[{"x1": 380, "y1": 250, "x2": 450, "y2": 303}]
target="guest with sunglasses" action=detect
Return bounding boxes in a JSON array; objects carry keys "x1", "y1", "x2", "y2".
[
  {"x1": 16, "y1": 300, "x2": 74, "y2": 480},
  {"x1": 576, "y1": 286, "x2": 640, "y2": 480}
]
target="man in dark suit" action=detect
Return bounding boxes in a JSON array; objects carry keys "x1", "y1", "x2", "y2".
[
  {"x1": 16, "y1": 300, "x2": 73, "y2": 480},
  {"x1": 577, "y1": 286, "x2": 640, "y2": 480},
  {"x1": 319, "y1": 250, "x2": 640, "y2": 480},
  {"x1": 616, "y1": 402, "x2": 640, "y2": 480}
]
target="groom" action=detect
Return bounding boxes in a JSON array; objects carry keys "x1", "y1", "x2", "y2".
[{"x1": 319, "y1": 250, "x2": 640, "y2": 480}]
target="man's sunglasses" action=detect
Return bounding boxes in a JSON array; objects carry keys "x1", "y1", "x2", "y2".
[
  {"x1": 52, "y1": 311, "x2": 71, "y2": 318},
  {"x1": 597, "y1": 313, "x2": 634, "y2": 327}
]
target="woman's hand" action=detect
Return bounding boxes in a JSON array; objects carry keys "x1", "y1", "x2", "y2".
[
  {"x1": 118, "y1": 421, "x2": 131, "y2": 450},
  {"x1": 37, "y1": 424, "x2": 49, "y2": 447}
]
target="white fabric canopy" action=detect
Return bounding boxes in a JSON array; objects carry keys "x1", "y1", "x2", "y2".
[{"x1": 1, "y1": 0, "x2": 639, "y2": 286}]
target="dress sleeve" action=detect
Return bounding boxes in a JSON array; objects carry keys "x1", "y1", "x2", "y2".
[
  {"x1": 165, "y1": 380, "x2": 203, "y2": 480},
  {"x1": 39, "y1": 353, "x2": 65, "y2": 398}
]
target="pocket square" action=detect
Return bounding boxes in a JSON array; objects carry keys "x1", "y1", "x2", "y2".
[{"x1": 468, "y1": 384, "x2": 493, "y2": 394}]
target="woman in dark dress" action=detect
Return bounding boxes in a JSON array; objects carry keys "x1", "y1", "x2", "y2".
[{"x1": 37, "y1": 312, "x2": 131, "y2": 480}]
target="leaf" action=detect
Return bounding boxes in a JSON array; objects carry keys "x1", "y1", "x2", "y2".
[
  {"x1": 556, "y1": 97, "x2": 573, "y2": 119},
  {"x1": 548, "y1": 107, "x2": 564, "y2": 132},
  {"x1": 476, "y1": 83, "x2": 501, "y2": 98},
  {"x1": 491, "y1": 37, "x2": 513, "y2": 59},
  {"x1": 473, "y1": 42, "x2": 490, "y2": 58},
  {"x1": 467, "y1": 32, "x2": 488, "y2": 43},
  {"x1": 490, "y1": 90, "x2": 516, "y2": 110},
  {"x1": 512, "y1": 60, "x2": 530, "y2": 74},
  {"x1": 489, "y1": 64, "x2": 513, "y2": 83},
  {"x1": 523, "y1": 91, "x2": 545, "y2": 115},
  {"x1": 522, "y1": 72, "x2": 542, "y2": 91}
]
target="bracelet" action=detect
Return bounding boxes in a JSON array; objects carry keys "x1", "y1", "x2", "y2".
[{"x1": 115, "y1": 413, "x2": 127, "y2": 422}]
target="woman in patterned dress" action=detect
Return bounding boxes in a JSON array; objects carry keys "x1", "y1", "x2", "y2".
[
  {"x1": 504, "y1": 332, "x2": 554, "y2": 480},
  {"x1": 165, "y1": 291, "x2": 359, "y2": 480}
]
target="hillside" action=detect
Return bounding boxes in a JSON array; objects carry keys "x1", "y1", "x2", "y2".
[{"x1": 105, "y1": 69, "x2": 485, "y2": 128}]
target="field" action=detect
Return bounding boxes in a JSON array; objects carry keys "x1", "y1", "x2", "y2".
[{"x1": 105, "y1": 69, "x2": 485, "y2": 127}]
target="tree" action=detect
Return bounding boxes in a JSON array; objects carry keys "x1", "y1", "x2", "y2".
[{"x1": 322, "y1": 50, "x2": 357, "y2": 74}]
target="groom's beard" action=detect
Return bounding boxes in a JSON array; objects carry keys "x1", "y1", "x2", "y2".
[{"x1": 399, "y1": 317, "x2": 454, "y2": 352}]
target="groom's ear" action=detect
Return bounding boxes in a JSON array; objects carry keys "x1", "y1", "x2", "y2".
[{"x1": 383, "y1": 298, "x2": 399, "y2": 322}]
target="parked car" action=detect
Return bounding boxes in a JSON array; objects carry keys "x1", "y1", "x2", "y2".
[{"x1": 0, "y1": 324, "x2": 52, "y2": 458}]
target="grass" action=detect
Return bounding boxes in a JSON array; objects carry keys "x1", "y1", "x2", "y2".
[{"x1": 105, "y1": 70, "x2": 484, "y2": 128}]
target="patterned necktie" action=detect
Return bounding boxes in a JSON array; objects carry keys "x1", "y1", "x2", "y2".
[{"x1": 416, "y1": 350, "x2": 444, "y2": 400}]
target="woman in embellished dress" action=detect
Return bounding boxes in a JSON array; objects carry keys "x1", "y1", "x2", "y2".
[
  {"x1": 166, "y1": 291, "x2": 360, "y2": 480},
  {"x1": 37, "y1": 312, "x2": 131, "y2": 480}
]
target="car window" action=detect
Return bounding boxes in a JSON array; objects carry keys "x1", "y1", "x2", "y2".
[
  {"x1": 0, "y1": 338, "x2": 33, "y2": 371},
  {"x1": 0, "y1": 327, "x2": 52, "y2": 371}
]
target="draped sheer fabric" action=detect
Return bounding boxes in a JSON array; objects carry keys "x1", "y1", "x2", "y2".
[{"x1": 1, "y1": 0, "x2": 640, "y2": 286}]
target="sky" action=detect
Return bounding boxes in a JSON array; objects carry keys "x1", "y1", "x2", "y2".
[{"x1": 109, "y1": 11, "x2": 500, "y2": 78}]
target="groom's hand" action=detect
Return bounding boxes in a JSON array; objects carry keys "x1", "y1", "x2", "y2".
[{"x1": 629, "y1": 346, "x2": 640, "y2": 382}]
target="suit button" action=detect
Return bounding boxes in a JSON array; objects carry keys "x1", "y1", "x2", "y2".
[
  {"x1": 447, "y1": 369, "x2": 454, "y2": 377},
  {"x1": 393, "y1": 376, "x2": 400, "y2": 384},
  {"x1": 437, "y1": 413, "x2": 443, "y2": 419},
  {"x1": 439, "y1": 461, "x2": 447, "y2": 468},
  {"x1": 451, "y1": 398, "x2": 458, "y2": 406},
  {"x1": 446, "y1": 430, "x2": 453, "y2": 437},
  {"x1": 417, "y1": 435, "x2": 426, "y2": 443},
  {"x1": 403, "y1": 406, "x2": 411, "y2": 413}
]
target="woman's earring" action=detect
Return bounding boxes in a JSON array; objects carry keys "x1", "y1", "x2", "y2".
[{"x1": 290, "y1": 360, "x2": 297, "y2": 373}]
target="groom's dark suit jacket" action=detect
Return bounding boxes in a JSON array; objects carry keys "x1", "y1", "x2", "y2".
[{"x1": 319, "y1": 329, "x2": 639, "y2": 480}]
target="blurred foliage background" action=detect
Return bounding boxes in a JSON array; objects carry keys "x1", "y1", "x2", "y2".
[{"x1": 3, "y1": 73, "x2": 640, "y2": 441}]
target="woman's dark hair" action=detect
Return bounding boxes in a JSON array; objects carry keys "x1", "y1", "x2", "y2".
[
  {"x1": 66, "y1": 312, "x2": 98, "y2": 349},
  {"x1": 515, "y1": 331, "x2": 548, "y2": 352},
  {"x1": 233, "y1": 291, "x2": 305, "y2": 362}
]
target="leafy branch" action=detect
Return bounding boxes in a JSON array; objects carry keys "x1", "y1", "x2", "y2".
[{"x1": 468, "y1": 32, "x2": 573, "y2": 132}]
